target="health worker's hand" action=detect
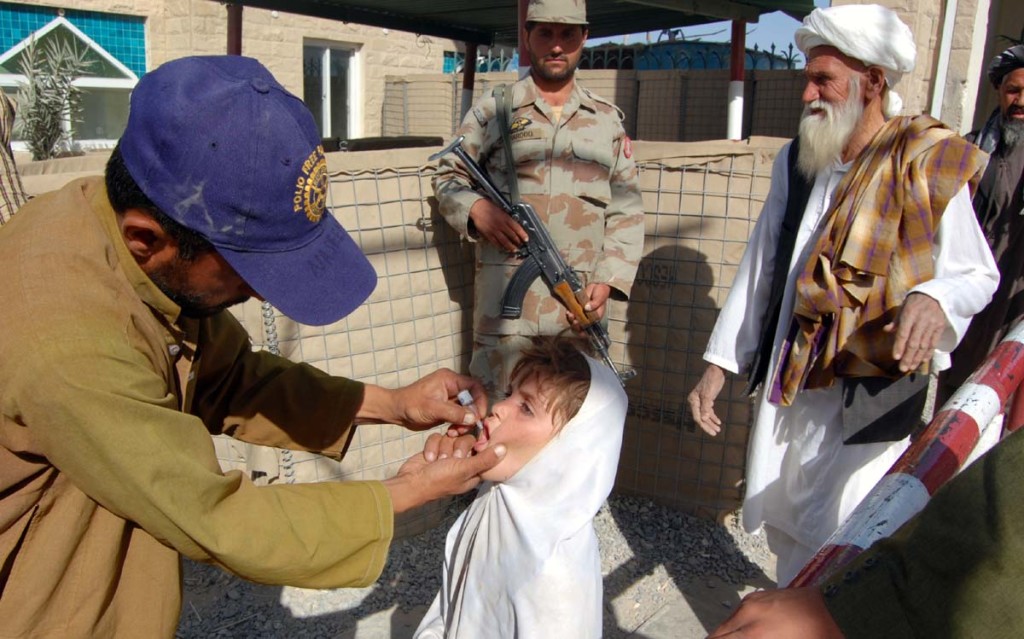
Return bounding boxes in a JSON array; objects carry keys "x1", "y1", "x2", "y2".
[
  {"x1": 358, "y1": 369, "x2": 487, "y2": 431},
  {"x1": 423, "y1": 430, "x2": 479, "y2": 462},
  {"x1": 383, "y1": 444, "x2": 506, "y2": 513}
]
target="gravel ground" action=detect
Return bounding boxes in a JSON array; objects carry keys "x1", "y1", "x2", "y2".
[{"x1": 176, "y1": 494, "x2": 775, "y2": 638}]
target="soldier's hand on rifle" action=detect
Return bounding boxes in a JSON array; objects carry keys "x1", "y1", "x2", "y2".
[
  {"x1": 565, "y1": 282, "x2": 611, "y2": 329},
  {"x1": 469, "y1": 198, "x2": 529, "y2": 252}
]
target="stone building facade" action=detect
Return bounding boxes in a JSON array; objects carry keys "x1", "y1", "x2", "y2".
[
  {"x1": 1, "y1": 0, "x2": 1017, "y2": 147},
  {"x1": 833, "y1": 0, "x2": 1018, "y2": 134},
  {"x1": 0, "y1": 0, "x2": 457, "y2": 147}
]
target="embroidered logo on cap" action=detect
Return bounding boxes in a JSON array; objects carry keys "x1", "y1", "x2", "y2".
[{"x1": 294, "y1": 145, "x2": 328, "y2": 222}]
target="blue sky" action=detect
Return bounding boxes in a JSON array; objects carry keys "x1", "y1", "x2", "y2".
[{"x1": 590, "y1": 0, "x2": 831, "y2": 60}]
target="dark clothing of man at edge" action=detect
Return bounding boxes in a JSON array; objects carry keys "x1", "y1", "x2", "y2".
[{"x1": 939, "y1": 44, "x2": 1024, "y2": 407}]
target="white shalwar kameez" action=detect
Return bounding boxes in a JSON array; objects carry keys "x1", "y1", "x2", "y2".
[
  {"x1": 704, "y1": 141, "x2": 999, "y2": 585},
  {"x1": 414, "y1": 357, "x2": 627, "y2": 639}
]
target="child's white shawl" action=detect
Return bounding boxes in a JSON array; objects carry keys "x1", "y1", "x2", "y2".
[{"x1": 414, "y1": 357, "x2": 627, "y2": 638}]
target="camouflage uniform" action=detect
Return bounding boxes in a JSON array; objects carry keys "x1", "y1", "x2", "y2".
[{"x1": 434, "y1": 74, "x2": 645, "y2": 397}]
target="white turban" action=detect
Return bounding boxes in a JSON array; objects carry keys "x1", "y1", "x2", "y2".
[{"x1": 795, "y1": 4, "x2": 916, "y2": 118}]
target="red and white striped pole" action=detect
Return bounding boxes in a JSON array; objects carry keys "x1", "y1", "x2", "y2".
[{"x1": 790, "y1": 320, "x2": 1024, "y2": 587}]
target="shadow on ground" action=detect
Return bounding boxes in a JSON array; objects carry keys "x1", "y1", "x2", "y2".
[
  {"x1": 177, "y1": 495, "x2": 774, "y2": 639},
  {"x1": 600, "y1": 498, "x2": 775, "y2": 638}
]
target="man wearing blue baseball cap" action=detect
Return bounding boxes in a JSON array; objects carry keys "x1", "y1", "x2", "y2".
[{"x1": 0, "y1": 55, "x2": 503, "y2": 636}]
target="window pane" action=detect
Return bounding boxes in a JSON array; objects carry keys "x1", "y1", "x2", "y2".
[
  {"x1": 77, "y1": 87, "x2": 130, "y2": 140},
  {"x1": 329, "y1": 48, "x2": 349, "y2": 140},
  {"x1": 303, "y1": 45, "x2": 325, "y2": 135}
]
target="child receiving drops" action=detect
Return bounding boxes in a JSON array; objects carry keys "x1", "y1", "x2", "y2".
[{"x1": 415, "y1": 335, "x2": 628, "y2": 638}]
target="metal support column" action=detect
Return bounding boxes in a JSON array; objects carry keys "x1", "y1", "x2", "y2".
[
  {"x1": 727, "y1": 20, "x2": 746, "y2": 140},
  {"x1": 227, "y1": 4, "x2": 243, "y2": 55},
  {"x1": 461, "y1": 42, "x2": 479, "y2": 121},
  {"x1": 518, "y1": 0, "x2": 530, "y2": 79}
]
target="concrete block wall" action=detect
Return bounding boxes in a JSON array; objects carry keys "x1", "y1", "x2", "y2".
[
  {"x1": 386, "y1": 69, "x2": 805, "y2": 143},
  {"x1": 747, "y1": 70, "x2": 805, "y2": 138},
  {"x1": 832, "y1": 0, "x2": 992, "y2": 133},
  {"x1": 678, "y1": 70, "x2": 731, "y2": 141},
  {"x1": 382, "y1": 75, "x2": 460, "y2": 138}
]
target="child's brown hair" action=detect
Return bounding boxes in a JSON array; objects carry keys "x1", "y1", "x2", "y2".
[{"x1": 508, "y1": 334, "x2": 592, "y2": 431}]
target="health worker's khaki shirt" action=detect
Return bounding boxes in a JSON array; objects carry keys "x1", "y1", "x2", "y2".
[{"x1": 0, "y1": 178, "x2": 393, "y2": 638}]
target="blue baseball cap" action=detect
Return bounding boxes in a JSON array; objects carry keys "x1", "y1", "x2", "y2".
[{"x1": 119, "y1": 55, "x2": 376, "y2": 326}]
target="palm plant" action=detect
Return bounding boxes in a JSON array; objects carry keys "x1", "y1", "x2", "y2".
[{"x1": 14, "y1": 36, "x2": 93, "y2": 160}]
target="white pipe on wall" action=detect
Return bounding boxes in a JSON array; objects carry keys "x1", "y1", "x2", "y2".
[
  {"x1": 961, "y1": 0, "x2": 992, "y2": 133},
  {"x1": 929, "y1": 0, "x2": 959, "y2": 119},
  {"x1": 727, "y1": 81, "x2": 744, "y2": 140}
]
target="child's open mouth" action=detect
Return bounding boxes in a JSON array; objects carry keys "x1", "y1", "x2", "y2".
[{"x1": 472, "y1": 422, "x2": 492, "y2": 453}]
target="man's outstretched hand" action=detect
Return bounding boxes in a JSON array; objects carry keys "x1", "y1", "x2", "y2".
[
  {"x1": 688, "y1": 364, "x2": 726, "y2": 435},
  {"x1": 885, "y1": 292, "x2": 945, "y2": 373}
]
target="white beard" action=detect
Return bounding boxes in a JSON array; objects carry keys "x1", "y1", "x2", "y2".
[{"x1": 796, "y1": 77, "x2": 864, "y2": 180}]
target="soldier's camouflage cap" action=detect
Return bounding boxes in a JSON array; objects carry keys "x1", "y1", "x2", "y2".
[{"x1": 526, "y1": 0, "x2": 587, "y2": 25}]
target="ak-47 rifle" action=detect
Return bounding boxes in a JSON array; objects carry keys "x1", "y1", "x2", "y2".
[{"x1": 430, "y1": 135, "x2": 636, "y2": 386}]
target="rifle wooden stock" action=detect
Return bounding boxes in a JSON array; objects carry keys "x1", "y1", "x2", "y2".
[{"x1": 553, "y1": 281, "x2": 598, "y2": 328}]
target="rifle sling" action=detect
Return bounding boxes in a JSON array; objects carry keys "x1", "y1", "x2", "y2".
[{"x1": 494, "y1": 84, "x2": 520, "y2": 203}]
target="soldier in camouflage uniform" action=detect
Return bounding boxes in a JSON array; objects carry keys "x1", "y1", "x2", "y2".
[{"x1": 434, "y1": 0, "x2": 645, "y2": 399}]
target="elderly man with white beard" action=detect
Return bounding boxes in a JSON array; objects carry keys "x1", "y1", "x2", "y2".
[{"x1": 687, "y1": 4, "x2": 999, "y2": 586}]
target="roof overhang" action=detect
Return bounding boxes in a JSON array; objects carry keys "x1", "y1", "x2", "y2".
[{"x1": 219, "y1": 0, "x2": 815, "y2": 46}]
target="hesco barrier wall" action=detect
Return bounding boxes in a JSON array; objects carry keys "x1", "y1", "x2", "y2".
[
  {"x1": 382, "y1": 69, "x2": 804, "y2": 142},
  {"x1": 17, "y1": 137, "x2": 784, "y2": 533}
]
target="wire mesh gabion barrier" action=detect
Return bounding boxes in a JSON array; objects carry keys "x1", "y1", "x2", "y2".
[{"x1": 219, "y1": 138, "x2": 784, "y2": 535}]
